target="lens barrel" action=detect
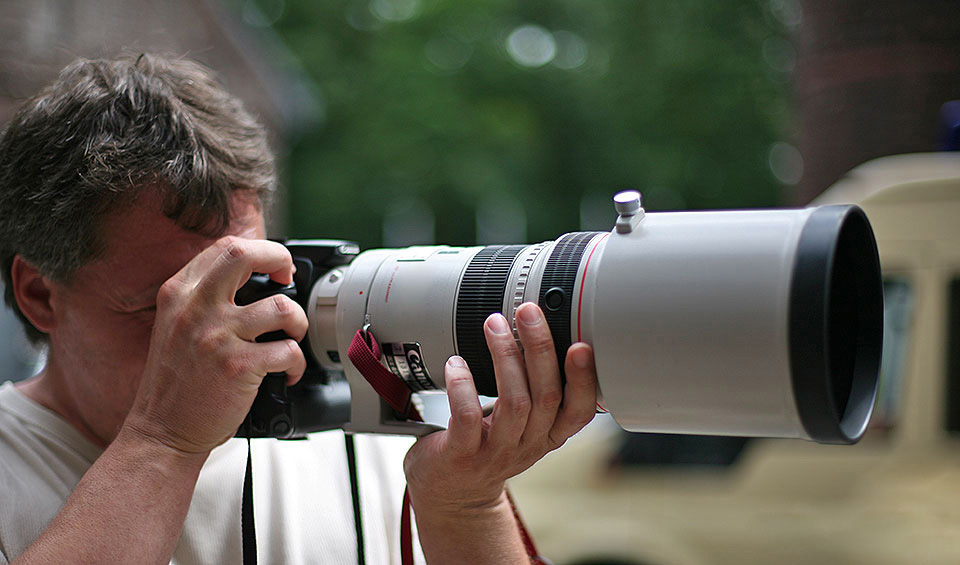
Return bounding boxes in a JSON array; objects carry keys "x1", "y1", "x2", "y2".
[
  {"x1": 455, "y1": 245, "x2": 525, "y2": 395},
  {"x1": 453, "y1": 233, "x2": 602, "y2": 396},
  {"x1": 314, "y1": 204, "x2": 883, "y2": 443}
]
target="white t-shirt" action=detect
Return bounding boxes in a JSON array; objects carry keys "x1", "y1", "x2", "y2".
[{"x1": 0, "y1": 381, "x2": 425, "y2": 564}]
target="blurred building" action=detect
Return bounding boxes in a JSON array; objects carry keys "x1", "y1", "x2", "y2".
[
  {"x1": 791, "y1": 0, "x2": 960, "y2": 203},
  {"x1": 0, "y1": 283, "x2": 38, "y2": 382},
  {"x1": 0, "y1": 0, "x2": 322, "y2": 377},
  {"x1": 0, "y1": 0, "x2": 322, "y2": 224}
]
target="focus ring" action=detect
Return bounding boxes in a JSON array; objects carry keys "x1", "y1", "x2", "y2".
[
  {"x1": 456, "y1": 245, "x2": 525, "y2": 396},
  {"x1": 538, "y1": 232, "x2": 601, "y2": 381}
]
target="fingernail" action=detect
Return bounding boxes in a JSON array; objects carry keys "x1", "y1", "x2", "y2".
[
  {"x1": 447, "y1": 355, "x2": 467, "y2": 368},
  {"x1": 487, "y1": 313, "x2": 511, "y2": 335},
  {"x1": 571, "y1": 347, "x2": 592, "y2": 370},
  {"x1": 517, "y1": 303, "x2": 542, "y2": 326}
]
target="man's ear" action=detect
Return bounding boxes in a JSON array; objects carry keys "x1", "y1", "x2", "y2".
[{"x1": 10, "y1": 255, "x2": 56, "y2": 334}]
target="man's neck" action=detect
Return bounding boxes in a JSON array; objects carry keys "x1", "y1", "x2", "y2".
[{"x1": 16, "y1": 364, "x2": 113, "y2": 449}]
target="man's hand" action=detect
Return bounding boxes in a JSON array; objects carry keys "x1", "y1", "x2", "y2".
[
  {"x1": 123, "y1": 236, "x2": 308, "y2": 457},
  {"x1": 17, "y1": 236, "x2": 307, "y2": 565},
  {"x1": 403, "y1": 302, "x2": 597, "y2": 563}
]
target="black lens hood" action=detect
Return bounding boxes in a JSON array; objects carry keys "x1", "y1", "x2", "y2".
[{"x1": 789, "y1": 204, "x2": 883, "y2": 444}]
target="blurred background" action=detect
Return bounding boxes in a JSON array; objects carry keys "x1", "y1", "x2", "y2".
[{"x1": 2, "y1": 1, "x2": 960, "y2": 563}]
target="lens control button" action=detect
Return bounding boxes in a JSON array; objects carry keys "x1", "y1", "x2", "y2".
[{"x1": 544, "y1": 287, "x2": 566, "y2": 311}]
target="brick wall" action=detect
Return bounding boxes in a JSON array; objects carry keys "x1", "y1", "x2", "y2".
[{"x1": 791, "y1": 0, "x2": 960, "y2": 203}]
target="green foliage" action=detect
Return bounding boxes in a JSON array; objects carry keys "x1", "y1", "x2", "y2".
[{"x1": 257, "y1": 0, "x2": 790, "y2": 248}]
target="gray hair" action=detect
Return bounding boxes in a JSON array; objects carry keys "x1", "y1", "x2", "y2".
[{"x1": 0, "y1": 53, "x2": 276, "y2": 343}]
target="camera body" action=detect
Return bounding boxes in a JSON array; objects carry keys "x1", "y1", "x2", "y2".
[{"x1": 237, "y1": 241, "x2": 359, "y2": 439}]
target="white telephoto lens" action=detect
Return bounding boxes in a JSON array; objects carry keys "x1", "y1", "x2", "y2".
[{"x1": 308, "y1": 204, "x2": 882, "y2": 444}]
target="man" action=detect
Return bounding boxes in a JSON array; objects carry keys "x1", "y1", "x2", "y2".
[{"x1": 0, "y1": 54, "x2": 598, "y2": 563}]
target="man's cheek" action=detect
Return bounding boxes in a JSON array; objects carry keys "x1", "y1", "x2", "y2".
[{"x1": 110, "y1": 316, "x2": 158, "y2": 370}]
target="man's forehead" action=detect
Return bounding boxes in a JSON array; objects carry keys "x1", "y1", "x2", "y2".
[
  {"x1": 79, "y1": 190, "x2": 265, "y2": 301},
  {"x1": 101, "y1": 191, "x2": 262, "y2": 254}
]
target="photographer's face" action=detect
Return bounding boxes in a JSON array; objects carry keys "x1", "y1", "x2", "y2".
[{"x1": 43, "y1": 190, "x2": 265, "y2": 446}]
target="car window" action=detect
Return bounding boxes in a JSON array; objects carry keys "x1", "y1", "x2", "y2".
[
  {"x1": 945, "y1": 278, "x2": 960, "y2": 432},
  {"x1": 870, "y1": 277, "x2": 913, "y2": 431}
]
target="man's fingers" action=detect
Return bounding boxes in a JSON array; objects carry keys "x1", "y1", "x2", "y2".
[
  {"x1": 169, "y1": 235, "x2": 232, "y2": 286},
  {"x1": 550, "y1": 342, "x2": 598, "y2": 445},
  {"x1": 485, "y1": 313, "x2": 531, "y2": 448},
  {"x1": 514, "y1": 303, "x2": 563, "y2": 446},
  {"x1": 252, "y1": 339, "x2": 307, "y2": 386},
  {"x1": 188, "y1": 237, "x2": 295, "y2": 302},
  {"x1": 444, "y1": 356, "x2": 483, "y2": 455},
  {"x1": 234, "y1": 294, "x2": 309, "y2": 343}
]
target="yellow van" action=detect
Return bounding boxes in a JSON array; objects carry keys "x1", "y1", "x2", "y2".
[{"x1": 510, "y1": 153, "x2": 960, "y2": 565}]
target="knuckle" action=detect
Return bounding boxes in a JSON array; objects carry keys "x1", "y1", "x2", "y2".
[
  {"x1": 491, "y1": 340, "x2": 523, "y2": 362},
  {"x1": 296, "y1": 311, "x2": 309, "y2": 333},
  {"x1": 271, "y1": 294, "x2": 294, "y2": 316},
  {"x1": 222, "y1": 354, "x2": 250, "y2": 380},
  {"x1": 536, "y1": 387, "x2": 563, "y2": 411},
  {"x1": 547, "y1": 433, "x2": 568, "y2": 451},
  {"x1": 283, "y1": 338, "x2": 302, "y2": 360},
  {"x1": 156, "y1": 278, "x2": 183, "y2": 307},
  {"x1": 571, "y1": 409, "x2": 595, "y2": 430},
  {"x1": 217, "y1": 236, "x2": 247, "y2": 262},
  {"x1": 501, "y1": 393, "x2": 532, "y2": 418},
  {"x1": 191, "y1": 326, "x2": 217, "y2": 351},
  {"x1": 523, "y1": 334, "x2": 555, "y2": 357},
  {"x1": 287, "y1": 298, "x2": 309, "y2": 327},
  {"x1": 167, "y1": 307, "x2": 201, "y2": 338},
  {"x1": 454, "y1": 405, "x2": 483, "y2": 427},
  {"x1": 447, "y1": 372, "x2": 474, "y2": 387},
  {"x1": 285, "y1": 342, "x2": 306, "y2": 375}
]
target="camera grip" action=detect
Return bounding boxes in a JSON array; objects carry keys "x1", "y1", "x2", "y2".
[{"x1": 235, "y1": 274, "x2": 299, "y2": 438}]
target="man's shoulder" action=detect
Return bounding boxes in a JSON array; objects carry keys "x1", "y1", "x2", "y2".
[
  {"x1": 0, "y1": 381, "x2": 101, "y2": 505},
  {"x1": 0, "y1": 381, "x2": 101, "y2": 562},
  {"x1": 0, "y1": 381, "x2": 101, "y2": 473}
]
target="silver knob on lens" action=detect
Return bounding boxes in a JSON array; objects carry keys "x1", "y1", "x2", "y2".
[{"x1": 613, "y1": 190, "x2": 642, "y2": 215}]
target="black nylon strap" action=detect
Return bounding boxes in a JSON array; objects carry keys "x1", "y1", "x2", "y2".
[
  {"x1": 345, "y1": 433, "x2": 366, "y2": 565},
  {"x1": 241, "y1": 435, "x2": 366, "y2": 565},
  {"x1": 242, "y1": 436, "x2": 257, "y2": 565}
]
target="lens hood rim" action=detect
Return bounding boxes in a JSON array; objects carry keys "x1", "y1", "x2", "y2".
[{"x1": 789, "y1": 204, "x2": 883, "y2": 444}]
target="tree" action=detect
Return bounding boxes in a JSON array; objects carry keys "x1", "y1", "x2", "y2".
[{"x1": 255, "y1": 0, "x2": 791, "y2": 248}]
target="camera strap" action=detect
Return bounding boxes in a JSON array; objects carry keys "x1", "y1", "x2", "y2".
[
  {"x1": 347, "y1": 327, "x2": 547, "y2": 565},
  {"x1": 242, "y1": 428, "x2": 257, "y2": 565},
  {"x1": 239, "y1": 431, "x2": 369, "y2": 565},
  {"x1": 347, "y1": 326, "x2": 422, "y2": 420},
  {"x1": 344, "y1": 433, "x2": 366, "y2": 565}
]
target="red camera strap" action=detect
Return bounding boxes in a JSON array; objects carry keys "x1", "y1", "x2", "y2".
[
  {"x1": 347, "y1": 327, "x2": 423, "y2": 421},
  {"x1": 347, "y1": 328, "x2": 546, "y2": 565}
]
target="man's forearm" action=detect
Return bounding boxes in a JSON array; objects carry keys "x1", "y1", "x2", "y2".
[
  {"x1": 411, "y1": 489, "x2": 529, "y2": 565},
  {"x1": 14, "y1": 425, "x2": 207, "y2": 565}
]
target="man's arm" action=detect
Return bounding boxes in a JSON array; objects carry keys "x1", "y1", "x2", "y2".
[
  {"x1": 404, "y1": 302, "x2": 598, "y2": 564},
  {"x1": 14, "y1": 427, "x2": 205, "y2": 564},
  {"x1": 14, "y1": 237, "x2": 308, "y2": 564}
]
